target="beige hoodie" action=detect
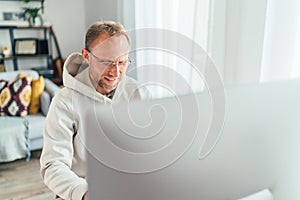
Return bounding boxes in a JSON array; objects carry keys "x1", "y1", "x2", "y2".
[{"x1": 40, "y1": 53, "x2": 150, "y2": 200}]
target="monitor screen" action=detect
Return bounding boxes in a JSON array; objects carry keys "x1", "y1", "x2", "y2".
[{"x1": 85, "y1": 79, "x2": 300, "y2": 200}]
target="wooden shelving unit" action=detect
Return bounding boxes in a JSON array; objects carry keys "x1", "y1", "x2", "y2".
[{"x1": 0, "y1": 25, "x2": 54, "y2": 78}]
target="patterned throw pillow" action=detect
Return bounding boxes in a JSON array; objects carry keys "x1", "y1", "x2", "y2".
[
  {"x1": 0, "y1": 77, "x2": 32, "y2": 117},
  {"x1": 29, "y1": 76, "x2": 45, "y2": 114},
  {"x1": 19, "y1": 72, "x2": 45, "y2": 114}
]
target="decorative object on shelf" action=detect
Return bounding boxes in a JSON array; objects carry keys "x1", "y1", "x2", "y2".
[
  {"x1": 23, "y1": 0, "x2": 43, "y2": 26},
  {"x1": 2, "y1": 45, "x2": 10, "y2": 57},
  {"x1": 3, "y1": 12, "x2": 13, "y2": 21},
  {"x1": 23, "y1": 0, "x2": 45, "y2": 14},
  {"x1": 3, "y1": 12, "x2": 24, "y2": 21},
  {"x1": 14, "y1": 38, "x2": 38, "y2": 55},
  {"x1": 24, "y1": 8, "x2": 42, "y2": 26}
]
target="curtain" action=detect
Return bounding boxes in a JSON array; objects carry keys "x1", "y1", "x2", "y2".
[
  {"x1": 261, "y1": 0, "x2": 300, "y2": 81},
  {"x1": 124, "y1": 0, "x2": 211, "y2": 99},
  {"x1": 206, "y1": 0, "x2": 300, "y2": 86},
  {"x1": 122, "y1": 0, "x2": 300, "y2": 98}
]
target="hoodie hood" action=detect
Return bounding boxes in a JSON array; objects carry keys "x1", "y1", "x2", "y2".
[{"x1": 62, "y1": 52, "x2": 110, "y2": 102}]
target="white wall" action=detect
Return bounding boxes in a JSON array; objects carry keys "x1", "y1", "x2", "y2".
[
  {"x1": 84, "y1": 0, "x2": 120, "y2": 30},
  {"x1": 43, "y1": 0, "x2": 86, "y2": 57},
  {"x1": 47, "y1": 0, "x2": 121, "y2": 56},
  {"x1": 45, "y1": 0, "x2": 123, "y2": 57}
]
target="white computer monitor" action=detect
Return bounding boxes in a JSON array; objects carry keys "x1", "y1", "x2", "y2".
[{"x1": 85, "y1": 79, "x2": 300, "y2": 200}]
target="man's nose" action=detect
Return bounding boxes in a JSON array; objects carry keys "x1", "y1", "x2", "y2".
[{"x1": 108, "y1": 63, "x2": 120, "y2": 77}]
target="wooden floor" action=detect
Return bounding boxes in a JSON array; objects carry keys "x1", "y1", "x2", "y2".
[{"x1": 0, "y1": 150, "x2": 55, "y2": 200}]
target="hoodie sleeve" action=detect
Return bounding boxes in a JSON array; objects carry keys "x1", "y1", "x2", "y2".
[{"x1": 40, "y1": 90, "x2": 87, "y2": 200}]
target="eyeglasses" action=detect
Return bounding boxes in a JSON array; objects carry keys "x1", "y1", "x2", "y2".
[{"x1": 86, "y1": 49, "x2": 131, "y2": 68}]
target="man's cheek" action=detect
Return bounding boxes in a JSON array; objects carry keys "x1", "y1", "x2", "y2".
[
  {"x1": 119, "y1": 67, "x2": 125, "y2": 74},
  {"x1": 93, "y1": 68, "x2": 105, "y2": 79}
]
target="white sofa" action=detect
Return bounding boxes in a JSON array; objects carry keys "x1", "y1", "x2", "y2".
[{"x1": 0, "y1": 70, "x2": 60, "y2": 162}]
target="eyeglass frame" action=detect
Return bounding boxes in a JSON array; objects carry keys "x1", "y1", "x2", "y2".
[{"x1": 86, "y1": 48, "x2": 131, "y2": 68}]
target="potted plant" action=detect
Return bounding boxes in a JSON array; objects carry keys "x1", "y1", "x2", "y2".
[{"x1": 23, "y1": 0, "x2": 43, "y2": 26}]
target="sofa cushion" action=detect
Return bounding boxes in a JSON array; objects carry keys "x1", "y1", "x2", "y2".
[
  {"x1": 29, "y1": 76, "x2": 45, "y2": 114},
  {"x1": 26, "y1": 113, "x2": 45, "y2": 140},
  {"x1": 0, "y1": 76, "x2": 32, "y2": 117},
  {"x1": 19, "y1": 72, "x2": 45, "y2": 114}
]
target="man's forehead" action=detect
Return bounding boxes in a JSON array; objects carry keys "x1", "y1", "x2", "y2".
[
  {"x1": 91, "y1": 35, "x2": 130, "y2": 59},
  {"x1": 92, "y1": 34, "x2": 129, "y2": 50}
]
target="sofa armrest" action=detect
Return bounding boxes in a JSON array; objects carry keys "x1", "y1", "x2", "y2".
[
  {"x1": 44, "y1": 78, "x2": 60, "y2": 97},
  {"x1": 40, "y1": 79, "x2": 60, "y2": 116},
  {"x1": 40, "y1": 91, "x2": 51, "y2": 116}
]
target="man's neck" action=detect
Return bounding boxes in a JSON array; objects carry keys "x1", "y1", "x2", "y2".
[{"x1": 105, "y1": 89, "x2": 116, "y2": 99}]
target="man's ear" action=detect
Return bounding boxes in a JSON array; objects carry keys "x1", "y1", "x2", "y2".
[{"x1": 81, "y1": 48, "x2": 90, "y2": 63}]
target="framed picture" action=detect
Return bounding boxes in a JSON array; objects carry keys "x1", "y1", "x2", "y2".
[{"x1": 14, "y1": 38, "x2": 38, "y2": 55}]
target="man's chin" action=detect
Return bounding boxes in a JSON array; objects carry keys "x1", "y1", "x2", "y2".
[
  {"x1": 97, "y1": 82, "x2": 117, "y2": 94},
  {"x1": 98, "y1": 76, "x2": 122, "y2": 93},
  {"x1": 104, "y1": 86, "x2": 116, "y2": 93}
]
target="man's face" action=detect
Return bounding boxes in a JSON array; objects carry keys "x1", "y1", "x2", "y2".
[{"x1": 82, "y1": 34, "x2": 130, "y2": 95}]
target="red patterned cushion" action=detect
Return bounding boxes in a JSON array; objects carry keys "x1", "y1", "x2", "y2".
[{"x1": 0, "y1": 77, "x2": 32, "y2": 117}]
